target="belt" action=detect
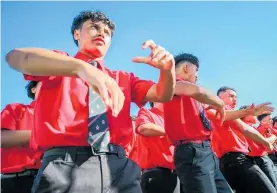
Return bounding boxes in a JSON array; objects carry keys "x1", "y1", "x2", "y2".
[
  {"x1": 43, "y1": 144, "x2": 126, "y2": 159},
  {"x1": 174, "y1": 138, "x2": 210, "y2": 146},
  {"x1": 1, "y1": 169, "x2": 38, "y2": 179},
  {"x1": 142, "y1": 167, "x2": 176, "y2": 175}
]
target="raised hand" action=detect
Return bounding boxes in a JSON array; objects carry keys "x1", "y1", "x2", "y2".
[{"x1": 132, "y1": 40, "x2": 174, "y2": 70}]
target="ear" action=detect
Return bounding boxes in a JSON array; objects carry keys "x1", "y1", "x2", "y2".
[
  {"x1": 183, "y1": 64, "x2": 189, "y2": 73},
  {"x1": 31, "y1": 87, "x2": 36, "y2": 94},
  {"x1": 74, "y1": 29, "x2": 80, "y2": 42}
]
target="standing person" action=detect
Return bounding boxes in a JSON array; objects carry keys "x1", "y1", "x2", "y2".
[
  {"x1": 257, "y1": 114, "x2": 277, "y2": 167},
  {"x1": 240, "y1": 105, "x2": 277, "y2": 189},
  {"x1": 207, "y1": 87, "x2": 276, "y2": 193},
  {"x1": 1, "y1": 81, "x2": 43, "y2": 193},
  {"x1": 6, "y1": 10, "x2": 175, "y2": 193},
  {"x1": 163, "y1": 53, "x2": 233, "y2": 193},
  {"x1": 136, "y1": 102, "x2": 180, "y2": 193}
]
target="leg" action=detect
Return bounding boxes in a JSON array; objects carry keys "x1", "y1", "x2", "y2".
[
  {"x1": 213, "y1": 154, "x2": 234, "y2": 193},
  {"x1": 256, "y1": 156, "x2": 277, "y2": 189},
  {"x1": 174, "y1": 142, "x2": 229, "y2": 193},
  {"x1": 140, "y1": 168, "x2": 177, "y2": 193},
  {"x1": 224, "y1": 156, "x2": 276, "y2": 193}
]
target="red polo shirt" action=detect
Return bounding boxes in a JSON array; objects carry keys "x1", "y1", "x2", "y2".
[
  {"x1": 208, "y1": 106, "x2": 249, "y2": 158},
  {"x1": 243, "y1": 122, "x2": 267, "y2": 157},
  {"x1": 257, "y1": 124, "x2": 276, "y2": 154},
  {"x1": 136, "y1": 107, "x2": 174, "y2": 169},
  {"x1": 163, "y1": 79, "x2": 211, "y2": 144},
  {"x1": 1, "y1": 102, "x2": 43, "y2": 173},
  {"x1": 24, "y1": 51, "x2": 155, "y2": 153}
]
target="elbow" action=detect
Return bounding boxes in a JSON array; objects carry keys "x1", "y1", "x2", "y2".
[
  {"x1": 137, "y1": 126, "x2": 148, "y2": 137},
  {"x1": 158, "y1": 86, "x2": 175, "y2": 102},
  {"x1": 6, "y1": 48, "x2": 28, "y2": 72},
  {"x1": 159, "y1": 93, "x2": 173, "y2": 102}
]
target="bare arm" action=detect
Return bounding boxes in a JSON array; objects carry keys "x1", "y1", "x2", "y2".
[
  {"x1": 6, "y1": 48, "x2": 91, "y2": 76},
  {"x1": 233, "y1": 119, "x2": 274, "y2": 150},
  {"x1": 144, "y1": 68, "x2": 175, "y2": 102},
  {"x1": 137, "y1": 123, "x2": 166, "y2": 137},
  {"x1": 175, "y1": 81, "x2": 223, "y2": 109},
  {"x1": 1, "y1": 130, "x2": 31, "y2": 148},
  {"x1": 6, "y1": 48, "x2": 125, "y2": 116}
]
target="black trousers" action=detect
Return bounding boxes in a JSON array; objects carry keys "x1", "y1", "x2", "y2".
[
  {"x1": 1, "y1": 170, "x2": 38, "y2": 193},
  {"x1": 140, "y1": 167, "x2": 182, "y2": 193},
  {"x1": 221, "y1": 152, "x2": 276, "y2": 193},
  {"x1": 254, "y1": 155, "x2": 277, "y2": 189},
  {"x1": 174, "y1": 141, "x2": 233, "y2": 193},
  {"x1": 269, "y1": 153, "x2": 277, "y2": 166},
  {"x1": 31, "y1": 145, "x2": 142, "y2": 193}
]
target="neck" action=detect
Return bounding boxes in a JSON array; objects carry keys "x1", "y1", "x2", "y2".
[{"x1": 79, "y1": 50, "x2": 103, "y2": 60}]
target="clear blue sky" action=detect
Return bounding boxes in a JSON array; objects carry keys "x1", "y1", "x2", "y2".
[{"x1": 1, "y1": 1, "x2": 277, "y2": 117}]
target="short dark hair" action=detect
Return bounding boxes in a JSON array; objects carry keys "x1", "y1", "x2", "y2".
[
  {"x1": 174, "y1": 53, "x2": 199, "y2": 69},
  {"x1": 71, "y1": 10, "x2": 116, "y2": 46},
  {"x1": 25, "y1": 81, "x2": 39, "y2": 100},
  {"x1": 239, "y1": 105, "x2": 250, "y2": 119},
  {"x1": 272, "y1": 116, "x2": 277, "y2": 126},
  {"x1": 257, "y1": 113, "x2": 271, "y2": 122},
  {"x1": 217, "y1": 86, "x2": 236, "y2": 96},
  {"x1": 149, "y1": 102, "x2": 154, "y2": 108},
  {"x1": 239, "y1": 105, "x2": 250, "y2": 110}
]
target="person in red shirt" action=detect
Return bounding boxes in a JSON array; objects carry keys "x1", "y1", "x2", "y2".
[
  {"x1": 207, "y1": 87, "x2": 276, "y2": 193},
  {"x1": 1, "y1": 81, "x2": 43, "y2": 193},
  {"x1": 240, "y1": 105, "x2": 277, "y2": 189},
  {"x1": 128, "y1": 116, "x2": 139, "y2": 164},
  {"x1": 163, "y1": 53, "x2": 234, "y2": 193},
  {"x1": 136, "y1": 102, "x2": 181, "y2": 193},
  {"x1": 257, "y1": 114, "x2": 277, "y2": 167},
  {"x1": 6, "y1": 11, "x2": 175, "y2": 193}
]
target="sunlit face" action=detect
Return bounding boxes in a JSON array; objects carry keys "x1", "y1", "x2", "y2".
[
  {"x1": 260, "y1": 115, "x2": 273, "y2": 127},
  {"x1": 219, "y1": 89, "x2": 237, "y2": 108},
  {"x1": 178, "y1": 62, "x2": 198, "y2": 83},
  {"x1": 74, "y1": 20, "x2": 112, "y2": 58}
]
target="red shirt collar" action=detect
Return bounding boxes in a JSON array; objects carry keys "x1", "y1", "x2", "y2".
[
  {"x1": 30, "y1": 101, "x2": 36, "y2": 108},
  {"x1": 74, "y1": 52, "x2": 105, "y2": 71}
]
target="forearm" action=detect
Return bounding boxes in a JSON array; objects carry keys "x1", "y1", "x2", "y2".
[
  {"x1": 155, "y1": 68, "x2": 175, "y2": 102},
  {"x1": 6, "y1": 48, "x2": 89, "y2": 76},
  {"x1": 137, "y1": 123, "x2": 166, "y2": 137},
  {"x1": 192, "y1": 87, "x2": 222, "y2": 109},
  {"x1": 225, "y1": 109, "x2": 251, "y2": 121},
  {"x1": 1, "y1": 130, "x2": 31, "y2": 148},
  {"x1": 234, "y1": 119, "x2": 268, "y2": 146}
]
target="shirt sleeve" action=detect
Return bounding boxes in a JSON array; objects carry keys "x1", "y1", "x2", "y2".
[
  {"x1": 23, "y1": 50, "x2": 69, "y2": 81},
  {"x1": 1, "y1": 104, "x2": 18, "y2": 130},
  {"x1": 135, "y1": 108, "x2": 152, "y2": 134},
  {"x1": 130, "y1": 73, "x2": 155, "y2": 108}
]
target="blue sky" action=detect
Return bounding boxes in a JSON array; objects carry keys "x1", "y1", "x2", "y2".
[{"x1": 1, "y1": 1, "x2": 277, "y2": 117}]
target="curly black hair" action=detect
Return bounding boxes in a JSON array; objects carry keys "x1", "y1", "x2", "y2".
[
  {"x1": 174, "y1": 53, "x2": 199, "y2": 69},
  {"x1": 217, "y1": 86, "x2": 236, "y2": 96},
  {"x1": 25, "y1": 81, "x2": 39, "y2": 100},
  {"x1": 71, "y1": 10, "x2": 115, "y2": 46}
]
